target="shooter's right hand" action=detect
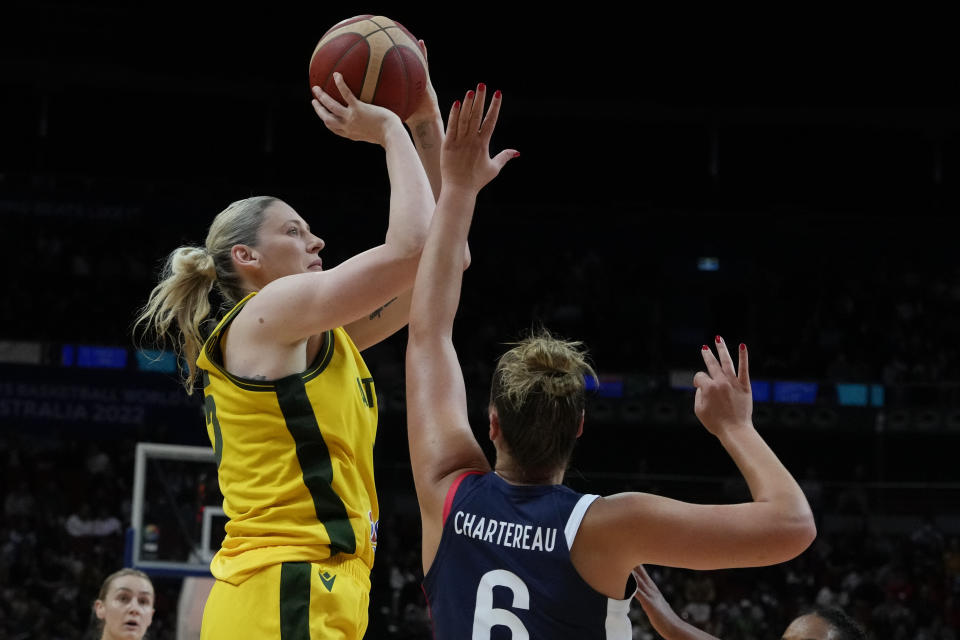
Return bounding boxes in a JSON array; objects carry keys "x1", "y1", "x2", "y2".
[{"x1": 312, "y1": 72, "x2": 402, "y2": 146}]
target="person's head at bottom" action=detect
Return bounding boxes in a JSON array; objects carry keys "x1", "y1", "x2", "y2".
[
  {"x1": 782, "y1": 607, "x2": 866, "y2": 640},
  {"x1": 93, "y1": 568, "x2": 154, "y2": 640},
  {"x1": 488, "y1": 328, "x2": 595, "y2": 485}
]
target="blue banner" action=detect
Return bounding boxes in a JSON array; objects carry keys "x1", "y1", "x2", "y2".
[{"x1": 0, "y1": 364, "x2": 202, "y2": 434}]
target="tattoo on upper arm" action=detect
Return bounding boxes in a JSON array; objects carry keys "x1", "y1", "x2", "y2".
[{"x1": 369, "y1": 297, "x2": 399, "y2": 320}]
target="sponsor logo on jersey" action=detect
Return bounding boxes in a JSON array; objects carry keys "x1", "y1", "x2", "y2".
[
  {"x1": 369, "y1": 510, "x2": 379, "y2": 551},
  {"x1": 319, "y1": 570, "x2": 336, "y2": 592},
  {"x1": 356, "y1": 377, "x2": 375, "y2": 408}
]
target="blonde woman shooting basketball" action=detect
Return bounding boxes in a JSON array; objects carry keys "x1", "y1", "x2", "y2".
[{"x1": 137, "y1": 57, "x2": 444, "y2": 638}]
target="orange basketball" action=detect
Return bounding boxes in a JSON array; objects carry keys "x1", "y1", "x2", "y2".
[{"x1": 309, "y1": 15, "x2": 427, "y2": 121}]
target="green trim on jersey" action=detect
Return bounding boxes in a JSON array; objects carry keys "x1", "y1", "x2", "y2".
[
  {"x1": 276, "y1": 376, "x2": 357, "y2": 555},
  {"x1": 201, "y1": 371, "x2": 223, "y2": 467},
  {"x1": 279, "y1": 562, "x2": 311, "y2": 640},
  {"x1": 203, "y1": 295, "x2": 335, "y2": 392}
]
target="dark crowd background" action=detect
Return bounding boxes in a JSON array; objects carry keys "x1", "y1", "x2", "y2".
[{"x1": 2, "y1": 4, "x2": 959, "y2": 638}]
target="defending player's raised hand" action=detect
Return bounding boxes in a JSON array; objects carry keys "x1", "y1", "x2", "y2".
[
  {"x1": 632, "y1": 566, "x2": 722, "y2": 640},
  {"x1": 693, "y1": 337, "x2": 753, "y2": 437},
  {"x1": 441, "y1": 83, "x2": 518, "y2": 192},
  {"x1": 632, "y1": 566, "x2": 679, "y2": 628},
  {"x1": 312, "y1": 72, "x2": 401, "y2": 145}
]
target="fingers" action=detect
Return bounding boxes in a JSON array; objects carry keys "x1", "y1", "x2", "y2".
[
  {"x1": 311, "y1": 95, "x2": 341, "y2": 132},
  {"x1": 312, "y1": 86, "x2": 346, "y2": 119},
  {"x1": 631, "y1": 566, "x2": 660, "y2": 602},
  {"x1": 311, "y1": 97, "x2": 329, "y2": 119},
  {"x1": 446, "y1": 98, "x2": 461, "y2": 139},
  {"x1": 456, "y1": 87, "x2": 476, "y2": 138},
  {"x1": 469, "y1": 83, "x2": 486, "y2": 132},
  {"x1": 738, "y1": 342, "x2": 750, "y2": 387},
  {"x1": 692, "y1": 371, "x2": 712, "y2": 389},
  {"x1": 699, "y1": 343, "x2": 723, "y2": 380},
  {"x1": 714, "y1": 335, "x2": 737, "y2": 378},
  {"x1": 450, "y1": 83, "x2": 499, "y2": 140},
  {"x1": 331, "y1": 72, "x2": 358, "y2": 104},
  {"x1": 479, "y1": 89, "x2": 502, "y2": 141},
  {"x1": 632, "y1": 565, "x2": 650, "y2": 584},
  {"x1": 491, "y1": 148, "x2": 519, "y2": 172}
]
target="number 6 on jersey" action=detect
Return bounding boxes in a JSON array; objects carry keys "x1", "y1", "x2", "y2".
[{"x1": 473, "y1": 569, "x2": 530, "y2": 639}]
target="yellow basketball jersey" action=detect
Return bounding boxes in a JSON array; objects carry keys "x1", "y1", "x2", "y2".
[{"x1": 196, "y1": 293, "x2": 379, "y2": 585}]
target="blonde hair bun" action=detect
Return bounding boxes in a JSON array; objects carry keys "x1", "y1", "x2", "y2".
[
  {"x1": 171, "y1": 247, "x2": 217, "y2": 280},
  {"x1": 497, "y1": 330, "x2": 597, "y2": 406}
]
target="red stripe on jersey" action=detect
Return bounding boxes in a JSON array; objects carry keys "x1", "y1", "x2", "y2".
[
  {"x1": 442, "y1": 471, "x2": 484, "y2": 526},
  {"x1": 421, "y1": 583, "x2": 437, "y2": 640}
]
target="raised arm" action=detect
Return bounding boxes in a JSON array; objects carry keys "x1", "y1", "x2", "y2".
[
  {"x1": 405, "y1": 39, "x2": 444, "y2": 201},
  {"x1": 313, "y1": 73, "x2": 434, "y2": 257},
  {"x1": 241, "y1": 73, "x2": 435, "y2": 349},
  {"x1": 576, "y1": 339, "x2": 816, "y2": 578},
  {"x1": 405, "y1": 84, "x2": 517, "y2": 572},
  {"x1": 341, "y1": 41, "x2": 447, "y2": 351}
]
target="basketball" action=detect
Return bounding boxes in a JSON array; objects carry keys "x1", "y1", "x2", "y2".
[{"x1": 309, "y1": 15, "x2": 428, "y2": 122}]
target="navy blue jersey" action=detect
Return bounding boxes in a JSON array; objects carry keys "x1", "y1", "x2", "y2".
[{"x1": 422, "y1": 472, "x2": 635, "y2": 639}]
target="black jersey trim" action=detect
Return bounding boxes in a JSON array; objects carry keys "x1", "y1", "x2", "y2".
[
  {"x1": 302, "y1": 328, "x2": 336, "y2": 383},
  {"x1": 201, "y1": 371, "x2": 223, "y2": 467},
  {"x1": 276, "y1": 375, "x2": 357, "y2": 556},
  {"x1": 202, "y1": 295, "x2": 335, "y2": 392},
  {"x1": 279, "y1": 562, "x2": 311, "y2": 640}
]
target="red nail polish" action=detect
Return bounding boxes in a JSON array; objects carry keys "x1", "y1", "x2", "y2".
[
  {"x1": 478, "y1": 83, "x2": 486, "y2": 91},
  {"x1": 494, "y1": 89, "x2": 502, "y2": 99},
  {"x1": 512, "y1": 151, "x2": 520, "y2": 158},
  {"x1": 466, "y1": 90, "x2": 475, "y2": 99},
  {"x1": 702, "y1": 345, "x2": 709, "y2": 351},
  {"x1": 453, "y1": 100, "x2": 460, "y2": 109},
  {"x1": 739, "y1": 343, "x2": 746, "y2": 351},
  {"x1": 715, "y1": 335, "x2": 722, "y2": 343}
]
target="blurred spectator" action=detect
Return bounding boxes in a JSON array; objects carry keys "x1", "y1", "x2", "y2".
[
  {"x1": 65, "y1": 503, "x2": 122, "y2": 538},
  {"x1": 681, "y1": 572, "x2": 716, "y2": 628},
  {"x1": 85, "y1": 444, "x2": 112, "y2": 477},
  {"x1": 0, "y1": 428, "x2": 957, "y2": 637},
  {"x1": 4, "y1": 480, "x2": 35, "y2": 520}
]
